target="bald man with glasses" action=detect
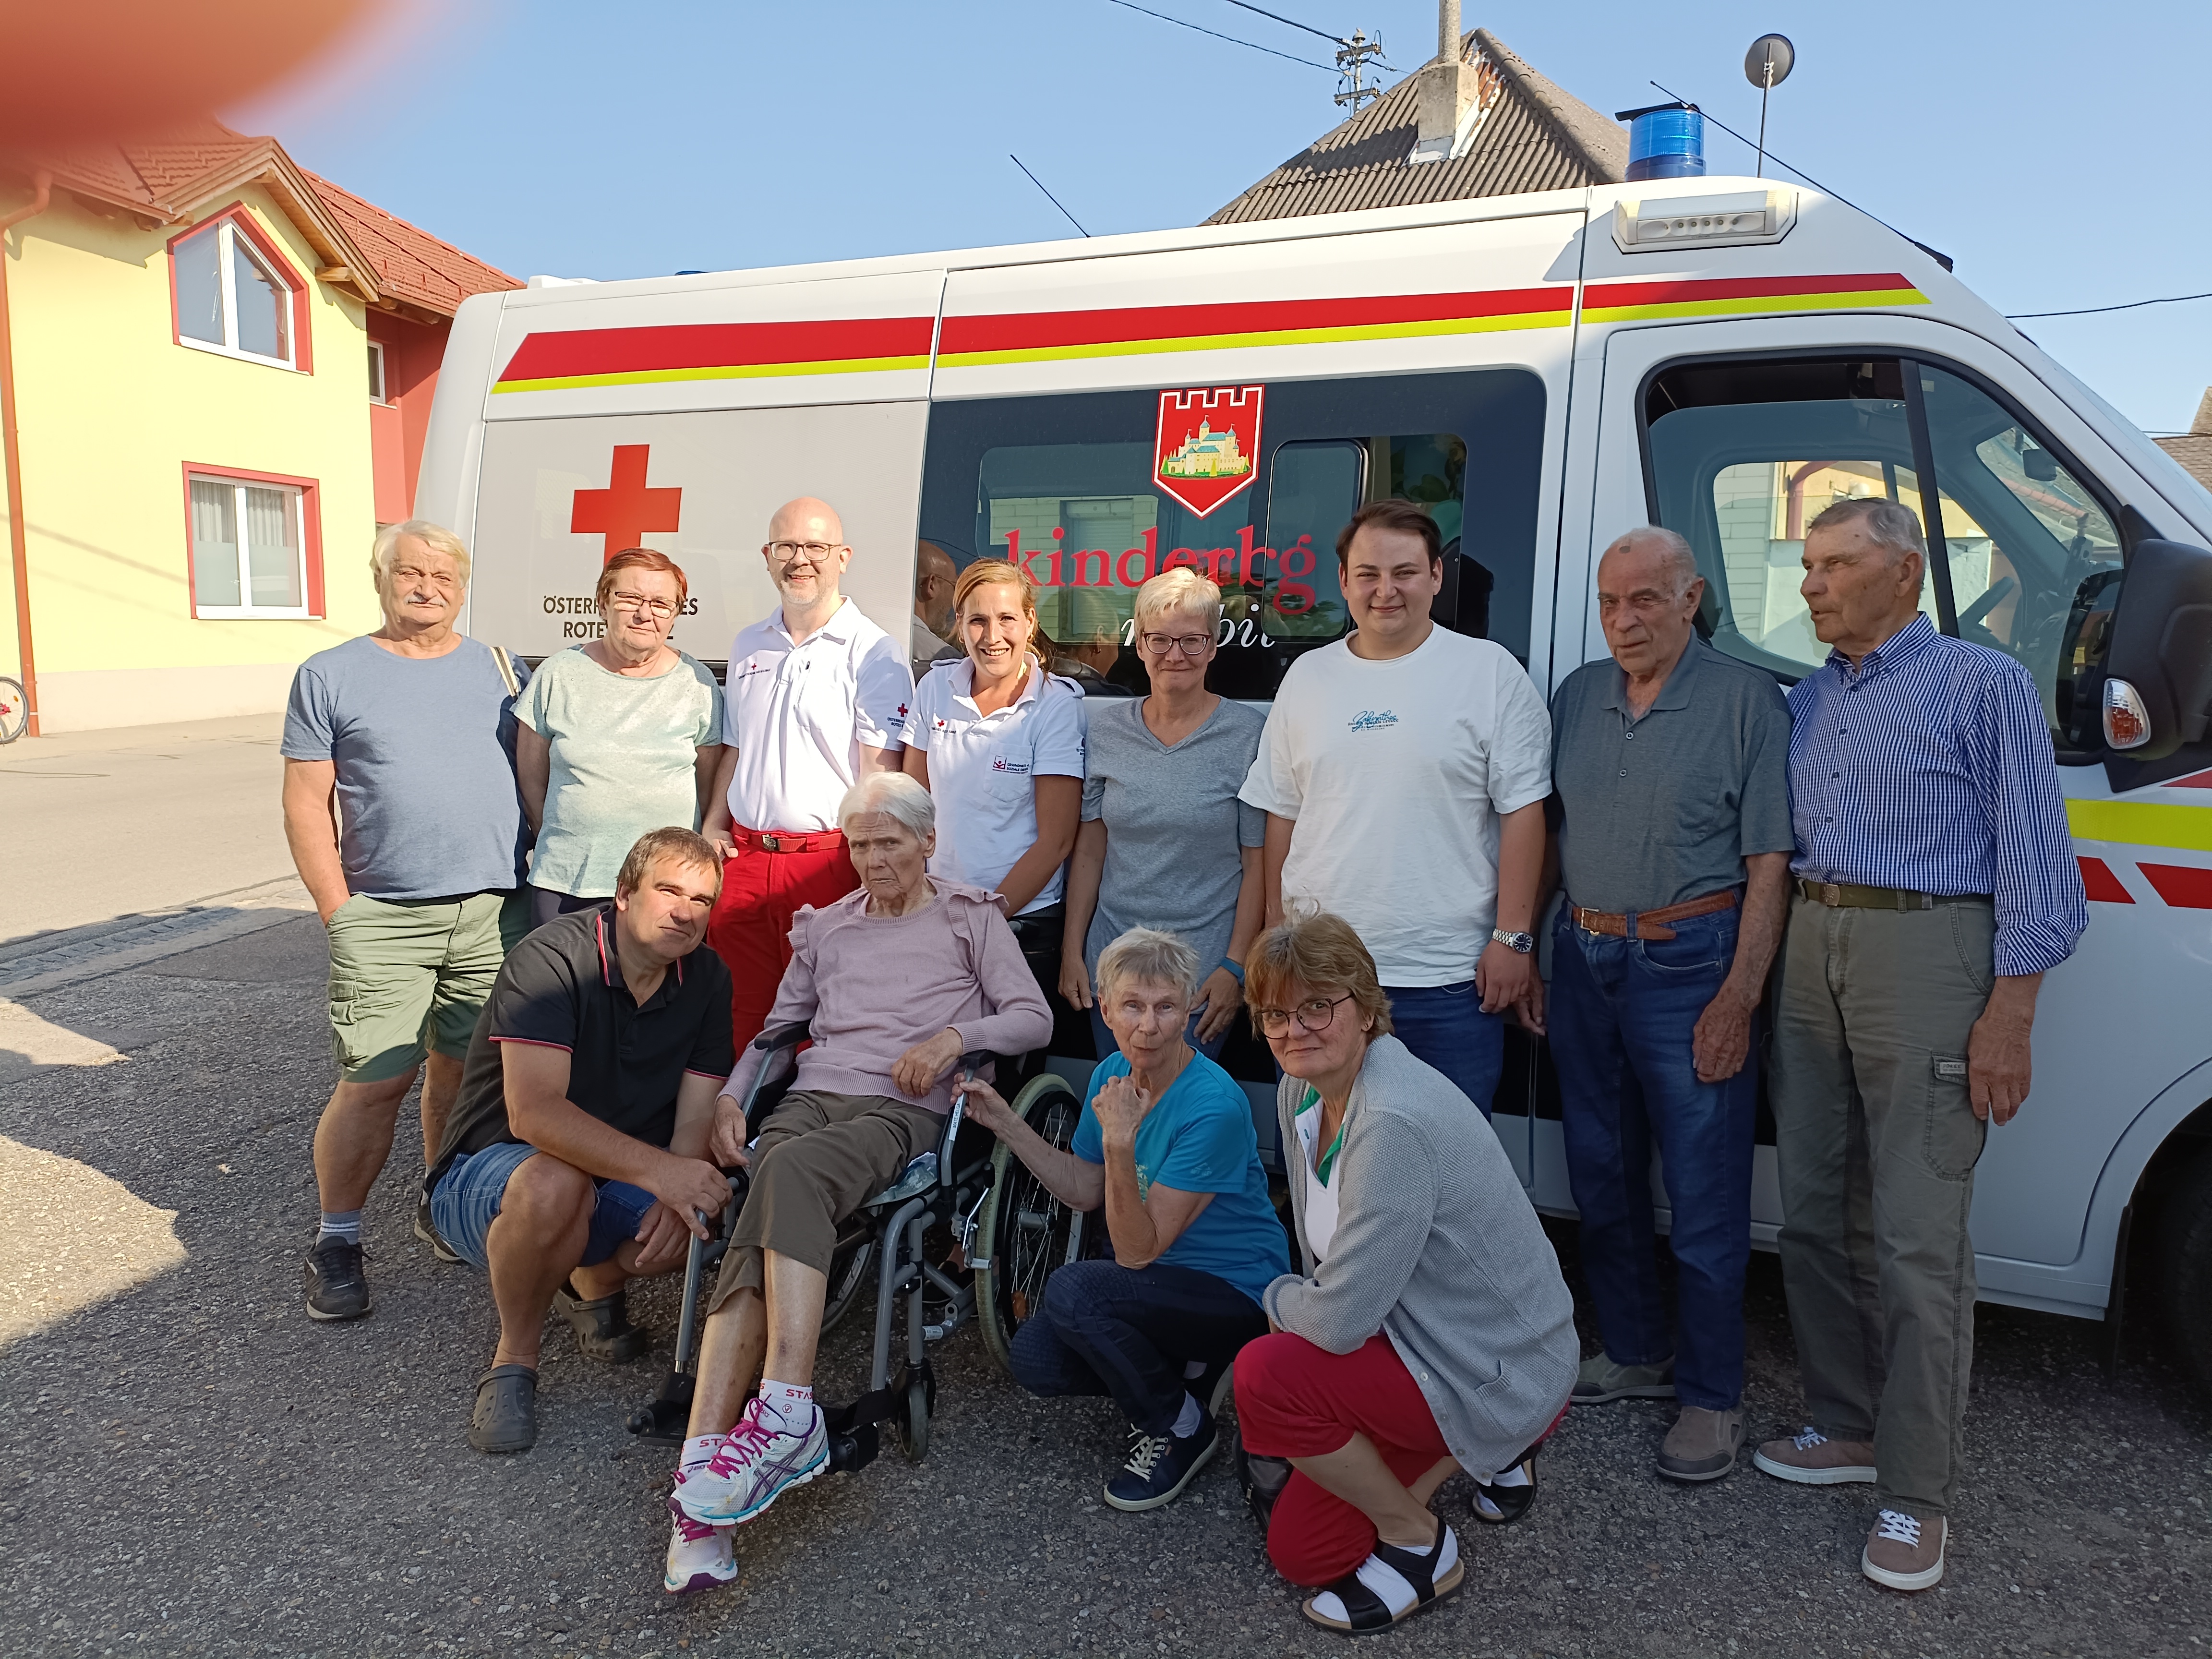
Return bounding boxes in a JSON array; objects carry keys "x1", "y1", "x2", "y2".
[{"x1": 701, "y1": 498, "x2": 914, "y2": 1048}]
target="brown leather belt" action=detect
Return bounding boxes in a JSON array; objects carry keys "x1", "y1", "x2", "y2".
[
  {"x1": 1794, "y1": 878, "x2": 1988, "y2": 910},
  {"x1": 730, "y1": 825, "x2": 845, "y2": 854},
  {"x1": 1571, "y1": 888, "x2": 1738, "y2": 942}
]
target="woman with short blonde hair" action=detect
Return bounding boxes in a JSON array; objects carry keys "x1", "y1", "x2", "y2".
[{"x1": 1062, "y1": 566, "x2": 1265, "y2": 1063}]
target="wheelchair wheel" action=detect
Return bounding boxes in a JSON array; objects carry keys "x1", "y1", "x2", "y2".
[
  {"x1": 818, "y1": 1232, "x2": 876, "y2": 1338},
  {"x1": 974, "y1": 1072, "x2": 1088, "y2": 1377},
  {"x1": 896, "y1": 1372, "x2": 931, "y2": 1463}
]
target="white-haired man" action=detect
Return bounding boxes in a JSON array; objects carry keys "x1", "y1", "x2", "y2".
[
  {"x1": 663, "y1": 771, "x2": 1049, "y2": 1594},
  {"x1": 282, "y1": 521, "x2": 532, "y2": 1322},
  {"x1": 1546, "y1": 528, "x2": 1793, "y2": 1484}
]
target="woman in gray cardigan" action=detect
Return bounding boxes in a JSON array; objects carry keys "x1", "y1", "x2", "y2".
[{"x1": 1233, "y1": 910, "x2": 1578, "y2": 1635}]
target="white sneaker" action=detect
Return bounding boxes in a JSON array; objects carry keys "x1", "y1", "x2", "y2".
[
  {"x1": 662, "y1": 1511, "x2": 738, "y2": 1594},
  {"x1": 670, "y1": 1395, "x2": 829, "y2": 1526}
]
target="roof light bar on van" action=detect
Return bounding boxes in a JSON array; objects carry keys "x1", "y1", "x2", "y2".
[{"x1": 1611, "y1": 189, "x2": 1797, "y2": 253}]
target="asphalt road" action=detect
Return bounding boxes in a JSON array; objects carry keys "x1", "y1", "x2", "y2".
[{"x1": 2, "y1": 913, "x2": 2208, "y2": 1659}]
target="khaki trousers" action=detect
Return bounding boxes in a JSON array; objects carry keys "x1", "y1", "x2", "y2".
[{"x1": 1770, "y1": 893, "x2": 1993, "y2": 1519}]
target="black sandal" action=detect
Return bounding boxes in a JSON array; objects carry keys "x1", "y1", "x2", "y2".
[
  {"x1": 1300, "y1": 1515, "x2": 1464, "y2": 1635},
  {"x1": 555, "y1": 1285, "x2": 649, "y2": 1362},
  {"x1": 469, "y1": 1364, "x2": 538, "y2": 1454},
  {"x1": 1470, "y1": 1446, "x2": 1541, "y2": 1525}
]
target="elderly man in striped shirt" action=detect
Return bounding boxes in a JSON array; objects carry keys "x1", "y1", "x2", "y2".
[{"x1": 1753, "y1": 496, "x2": 2087, "y2": 1593}]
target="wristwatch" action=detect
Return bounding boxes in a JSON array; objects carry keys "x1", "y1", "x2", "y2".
[{"x1": 1491, "y1": 927, "x2": 1536, "y2": 955}]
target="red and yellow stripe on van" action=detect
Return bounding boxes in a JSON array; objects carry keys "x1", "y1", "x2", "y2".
[
  {"x1": 491, "y1": 316, "x2": 937, "y2": 393},
  {"x1": 1580, "y1": 271, "x2": 1930, "y2": 325},
  {"x1": 2072, "y1": 781, "x2": 2212, "y2": 906},
  {"x1": 934, "y1": 288, "x2": 1575, "y2": 368}
]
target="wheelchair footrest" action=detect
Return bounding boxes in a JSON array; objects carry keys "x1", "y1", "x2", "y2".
[
  {"x1": 821, "y1": 1362, "x2": 933, "y2": 1474},
  {"x1": 625, "y1": 1370, "x2": 696, "y2": 1444}
]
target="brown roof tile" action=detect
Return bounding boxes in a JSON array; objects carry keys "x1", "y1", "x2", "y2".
[
  {"x1": 302, "y1": 169, "x2": 518, "y2": 316},
  {"x1": 2156, "y1": 435, "x2": 2212, "y2": 493}
]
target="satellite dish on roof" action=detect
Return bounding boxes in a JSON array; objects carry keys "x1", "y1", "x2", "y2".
[
  {"x1": 1743, "y1": 34, "x2": 1794, "y2": 178},
  {"x1": 1744, "y1": 34, "x2": 1794, "y2": 88}
]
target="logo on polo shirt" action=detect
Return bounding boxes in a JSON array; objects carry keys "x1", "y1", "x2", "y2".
[
  {"x1": 733, "y1": 659, "x2": 774, "y2": 683},
  {"x1": 933, "y1": 715, "x2": 951, "y2": 732},
  {"x1": 991, "y1": 756, "x2": 1032, "y2": 774},
  {"x1": 1346, "y1": 709, "x2": 1399, "y2": 732}
]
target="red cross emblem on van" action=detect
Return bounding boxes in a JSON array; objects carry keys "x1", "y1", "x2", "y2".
[
  {"x1": 1153, "y1": 385, "x2": 1263, "y2": 518},
  {"x1": 571, "y1": 444, "x2": 683, "y2": 563}
]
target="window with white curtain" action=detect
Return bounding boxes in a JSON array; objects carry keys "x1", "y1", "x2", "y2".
[
  {"x1": 190, "y1": 475, "x2": 308, "y2": 617},
  {"x1": 173, "y1": 218, "x2": 295, "y2": 368}
]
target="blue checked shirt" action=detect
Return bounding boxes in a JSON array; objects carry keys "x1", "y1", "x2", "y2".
[{"x1": 1787, "y1": 613, "x2": 2087, "y2": 978}]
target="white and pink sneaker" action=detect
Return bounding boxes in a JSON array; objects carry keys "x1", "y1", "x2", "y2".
[
  {"x1": 662, "y1": 1434, "x2": 739, "y2": 1595},
  {"x1": 669, "y1": 1396, "x2": 828, "y2": 1527}
]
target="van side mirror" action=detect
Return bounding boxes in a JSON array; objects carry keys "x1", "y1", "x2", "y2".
[
  {"x1": 2022, "y1": 446, "x2": 2059, "y2": 482},
  {"x1": 2102, "y1": 538, "x2": 2212, "y2": 758}
]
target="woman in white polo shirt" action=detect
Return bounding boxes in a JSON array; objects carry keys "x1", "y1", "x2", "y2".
[{"x1": 901, "y1": 559, "x2": 1085, "y2": 1015}]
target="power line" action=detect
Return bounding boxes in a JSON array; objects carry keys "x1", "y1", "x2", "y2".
[
  {"x1": 1009, "y1": 155, "x2": 1091, "y2": 238},
  {"x1": 1219, "y1": 0, "x2": 1346, "y2": 45},
  {"x1": 2008, "y1": 290, "x2": 2212, "y2": 320},
  {"x1": 1101, "y1": 0, "x2": 1334, "y2": 70}
]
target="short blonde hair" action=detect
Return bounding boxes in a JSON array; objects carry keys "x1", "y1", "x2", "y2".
[
  {"x1": 837, "y1": 770, "x2": 935, "y2": 841},
  {"x1": 1096, "y1": 927, "x2": 1201, "y2": 1003},
  {"x1": 1133, "y1": 566, "x2": 1223, "y2": 635},
  {"x1": 1244, "y1": 908, "x2": 1394, "y2": 1038},
  {"x1": 371, "y1": 519, "x2": 471, "y2": 588}
]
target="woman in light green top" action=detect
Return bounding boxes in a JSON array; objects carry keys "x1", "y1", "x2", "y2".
[{"x1": 516, "y1": 549, "x2": 724, "y2": 929}]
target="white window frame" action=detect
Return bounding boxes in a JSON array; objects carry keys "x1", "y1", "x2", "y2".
[
  {"x1": 368, "y1": 339, "x2": 389, "y2": 403},
  {"x1": 189, "y1": 474, "x2": 311, "y2": 620},
  {"x1": 175, "y1": 219, "x2": 299, "y2": 372}
]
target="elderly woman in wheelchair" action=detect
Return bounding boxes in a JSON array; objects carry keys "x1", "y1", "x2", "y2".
[
  {"x1": 661, "y1": 770, "x2": 1051, "y2": 1592},
  {"x1": 958, "y1": 926, "x2": 1288, "y2": 1513}
]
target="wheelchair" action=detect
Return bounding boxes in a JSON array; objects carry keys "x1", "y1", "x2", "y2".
[{"x1": 626, "y1": 1022, "x2": 1092, "y2": 1470}]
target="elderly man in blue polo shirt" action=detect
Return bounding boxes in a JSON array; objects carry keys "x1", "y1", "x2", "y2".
[
  {"x1": 1548, "y1": 527, "x2": 1793, "y2": 1485},
  {"x1": 1752, "y1": 497, "x2": 2086, "y2": 1593}
]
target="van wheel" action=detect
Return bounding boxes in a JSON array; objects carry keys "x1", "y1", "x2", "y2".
[{"x1": 2158, "y1": 1141, "x2": 2212, "y2": 1395}]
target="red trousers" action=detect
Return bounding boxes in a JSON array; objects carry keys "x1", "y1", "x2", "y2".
[
  {"x1": 1234, "y1": 1331, "x2": 1455, "y2": 1587},
  {"x1": 704, "y1": 830, "x2": 860, "y2": 1051}
]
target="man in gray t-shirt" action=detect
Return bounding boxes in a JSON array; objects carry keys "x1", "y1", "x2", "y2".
[
  {"x1": 1546, "y1": 527, "x2": 1792, "y2": 1486},
  {"x1": 280, "y1": 520, "x2": 531, "y2": 1326}
]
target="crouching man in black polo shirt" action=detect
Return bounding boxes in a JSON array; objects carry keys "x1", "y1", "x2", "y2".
[{"x1": 426, "y1": 828, "x2": 736, "y2": 1455}]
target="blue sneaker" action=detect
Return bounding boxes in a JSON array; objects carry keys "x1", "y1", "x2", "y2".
[{"x1": 1104, "y1": 1411, "x2": 1219, "y2": 1512}]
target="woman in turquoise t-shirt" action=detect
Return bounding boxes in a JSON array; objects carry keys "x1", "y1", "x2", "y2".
[
  {"x1": 960, "y1": 926, "x2": 1287, "y2": 1514},
  {"x1": 516, "y1": 550, "x2": 723, "y2": 928}
]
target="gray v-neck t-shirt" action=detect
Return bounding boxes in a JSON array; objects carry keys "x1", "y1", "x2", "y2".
[{"x1": 1080, "y1": 696, "x2": 1266, "y2": 978}]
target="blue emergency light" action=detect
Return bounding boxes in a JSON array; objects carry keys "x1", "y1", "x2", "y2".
[{"x1": 1615, "y1": 101, "x2": 1706, "y2": 182}]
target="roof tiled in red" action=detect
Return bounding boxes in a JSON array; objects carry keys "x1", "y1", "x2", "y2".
[{"x1": 303, "y1": 169, "x2": 518, "y2": 314}]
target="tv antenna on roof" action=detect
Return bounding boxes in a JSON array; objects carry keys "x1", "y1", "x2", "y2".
[{"x1": 1743, "y1": 33, "x2": 1794, "y2": 177}]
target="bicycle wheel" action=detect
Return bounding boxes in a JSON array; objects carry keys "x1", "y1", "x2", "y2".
[
  {"x1": 974, "y1": 1072, "x2": 1089, "y2": 1376},
  {"x1": 0, "y1": 677, "x2": 25, "y2": 745}
]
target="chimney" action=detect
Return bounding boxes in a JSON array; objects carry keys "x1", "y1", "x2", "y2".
[{"x1": 1411, "y1": 0, "x2": 1475, "y2": 165}]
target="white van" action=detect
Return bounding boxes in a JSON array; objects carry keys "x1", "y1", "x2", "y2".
[{"x1": 418, "y1": 175, "x2": 2212, "y2": 1386}]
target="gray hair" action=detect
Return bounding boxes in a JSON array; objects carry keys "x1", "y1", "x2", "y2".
[
  {"x1": 1605, "y1": 525, "x2": 1699, "y2": 596},
  {"x1": 836, "y1": 770, "x2": 935, "y2": 841},
  {"x1": 1095, "y1": 926, "x2": 1201, "y2": 1004},
  {"x1": 1806, "y1": 496, "x2": 1926, "y2": 565},
  {"x1": 371, "y1": 519, "x2": 471, "y2": 587},
  {"x1": 1132, "y1": 566, "x2": 1224, "y2": 635}
]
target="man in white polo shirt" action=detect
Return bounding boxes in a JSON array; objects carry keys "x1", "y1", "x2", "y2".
[
  {"x1": 1240, "y1": 499, "x2": 1551, "y2": 1116},
  {"x1": 702, "y1": 497, "x2": 913, "y2": 1047}
]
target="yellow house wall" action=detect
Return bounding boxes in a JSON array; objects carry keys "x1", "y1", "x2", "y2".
[{"x1": 0, "y1": 180, "x2": 382, "y2": 730}]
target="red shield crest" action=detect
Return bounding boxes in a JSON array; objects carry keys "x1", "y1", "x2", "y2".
[{"x1": 1153, "y1": 385, "x2": 1263, "y2": 518}]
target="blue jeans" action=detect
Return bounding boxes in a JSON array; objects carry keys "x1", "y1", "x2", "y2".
[
  {"x1": 429, "y1": 1141, "x2": 657, "y2": 1274},
  {"x1": 1549, "y1": 904, "x2": 1755, "y2": 1412},
  {"x1": 1381, "y1": 981, "x2": 1505, "y2": 1117}
]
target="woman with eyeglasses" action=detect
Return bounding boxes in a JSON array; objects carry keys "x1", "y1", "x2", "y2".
[
  {"x1": 1060, "y1": 567, "x2": 1265, "y2": 1061},
  {"x1": 899, "y1": 558, "x2": 1086, "y2": 1007},
  {"x1": 516, "y1": 547, "x2": 723, "y2": 930},
  {"x1": 1232, "y1": 909, "x2": 1577, "y2": 1636}
]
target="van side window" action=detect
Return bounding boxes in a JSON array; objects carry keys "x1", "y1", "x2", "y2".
[
  {"x1": 1642, "y1": 355, "x2": 2124, "y2": 755},
  {"x1": 916, "y1": 370, "x2": 1545, "y2": 702}
]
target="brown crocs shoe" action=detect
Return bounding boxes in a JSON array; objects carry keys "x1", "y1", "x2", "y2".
[
  {"x1": 1863, "y1": 1509, "x2": 1946, "y2": 1591},
  {"x1": 469, "y1": 1364, "x2": 538, "y2": 1454},
  {"x1": 1657, "y1": 1405, "x2": 1744, "y2": 1483},
  {"x1": 555, "y1": 1285, "x2": 649, "y2": 1362},
  {"x1": 1752, "y1": 1426, "x2": 1876, "y2": 1484}
]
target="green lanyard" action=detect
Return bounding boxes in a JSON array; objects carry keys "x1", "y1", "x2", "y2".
[{"x1": 1302, "y1": 1087, "x2": 1347, "y2": 1186}]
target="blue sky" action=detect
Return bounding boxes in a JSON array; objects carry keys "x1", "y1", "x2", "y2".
[{"x1": 236, "y1": 0, "x2": 2212, "y2": 434}]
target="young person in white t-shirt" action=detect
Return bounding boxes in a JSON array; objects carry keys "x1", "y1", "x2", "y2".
[
  {"x1": 901, "y1": 558, "x2": 1085, "y2": 1010},
  {"x1": 1238, "y1": 500, "x2": 1551, "y2": 1116}
]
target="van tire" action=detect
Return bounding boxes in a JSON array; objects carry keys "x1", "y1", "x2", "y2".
[{"x1": 2158, "y1": 1140, "x2": 2212, "y2": 1395}]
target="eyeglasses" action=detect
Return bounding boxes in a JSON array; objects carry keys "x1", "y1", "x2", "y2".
[
  {"x1": 767, "y1": 540, "x2": 842, "y2": 565},
  {"x1": 1138, "y1": 631, "x2": 1213, "y2": 658},
  {"x1": 1251, "y1": 992, "x2": 1356, "y2": 1037},
  {"x1": 607, "y1": 592, "x2": 677, "y2": 617}
]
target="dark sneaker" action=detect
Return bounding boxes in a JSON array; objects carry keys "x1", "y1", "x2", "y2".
[
  {"x1": 1863, "y1": 1509, "x2": 1946, "y2": 1591},
  {"x1": 554, "y1": 1285, "x2": 649, "y2": 1362},
  {"x1": 303, "y1": 1236, "x2": 371, "y2": 1321},
  {"x1": 1752, "y1": 1426, "x2": 1877, "y2": 1485},
  {"x1": 1657, "y1": 1405, "x2": 1744, "y2": 1482},
  {"x1": 414, "y1": 1193, "x2": 461, "y2": 1265},
  {"x1": 1571, "y1": 1352, "x2": 1675, "y2": 1404},
  {"x1": 1105, "y1": 1413, "x2": 1219, "y2": 1512}
]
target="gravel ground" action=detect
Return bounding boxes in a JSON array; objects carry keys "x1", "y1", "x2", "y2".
[{"x1": 2, "y1": 914, "x2": 2208, "y2": 1659}]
